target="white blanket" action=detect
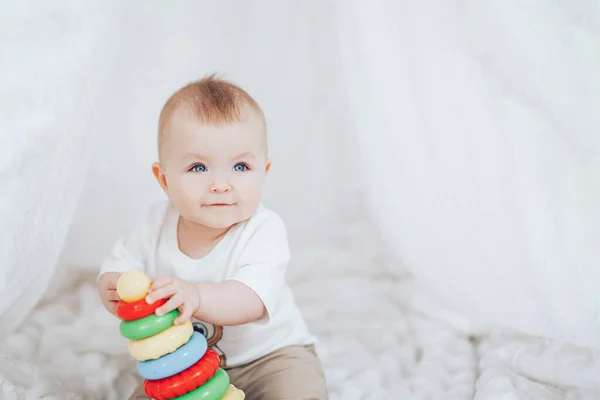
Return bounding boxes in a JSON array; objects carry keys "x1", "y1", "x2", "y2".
[{"x1": 2, "y1": 233, "x2": 600, "y2": 399}]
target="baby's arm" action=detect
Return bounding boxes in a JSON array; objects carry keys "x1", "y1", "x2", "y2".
[
  {"x1": 192, "y1": 280, "x2": 267, "y2": 325},
  {"x1": 202, "y1": 215, "x2": 290, "y2": 326},
  {"x1": 148, "y1": 213, "x2": 290, "y2": 326}
]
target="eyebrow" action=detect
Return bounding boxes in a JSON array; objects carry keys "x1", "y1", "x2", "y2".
[
  {"x1": 182, "y1": 152, "x2": 209, "y2": 162},
  {"x1": 182, "y1": 152, "x2": 255, "y2": 162},
  {"x1": 232, "y1": 152, "x2": 255, "y2": 160}
]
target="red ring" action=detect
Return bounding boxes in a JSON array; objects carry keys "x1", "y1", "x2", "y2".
[
  {"x1": 144, "y1": 348, "x2": 220, "y2": 400},
  {"x1": 115, "y1": 298, "x2": 167, "y2": 321}
]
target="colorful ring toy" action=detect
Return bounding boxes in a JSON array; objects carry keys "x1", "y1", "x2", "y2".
[
  {"x1": 137, "y1": 332, "x2": 208, "y2": 380},
  {"x1": 116, "y1": 297, "x2": 167, "y2": 321},
  {"x1": 171, "y1": 368, "x2": 229, "y2": 400},
  {"x1": 144, "y1": 348, "x2": 220, "y2": 400},
  {"x1": 128, "y1": 321, "x2": 193, "y2": 361},
  {"x1": 120, "y1": 309, "x2": 179, "y2": 340},
  {"x1": 221, "y1": 385, "x2": 245, "y2": 400}
]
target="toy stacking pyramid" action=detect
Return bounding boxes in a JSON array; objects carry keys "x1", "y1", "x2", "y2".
[{"x1": 115, "y1": 270, "x2": 245, "y2": 400}]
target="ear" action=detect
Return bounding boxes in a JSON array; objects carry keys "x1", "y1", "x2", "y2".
[
  {"x1": 152, "y1": 162, "x2": 169, "y2": 194},
  {"x1": 265, "y1": 159, "x2": 271, "y2": 173}
]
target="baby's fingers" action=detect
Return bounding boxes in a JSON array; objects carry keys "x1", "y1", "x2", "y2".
[
  {"x1": 106, "y1": 301, "x2": 117, "y2": 314},
  {"x1": 105, "y1": 273, "x2": 120, "y2": 290},
  {"x1": 150, "y1": 277, "x2": 173, "y2": 292},
  {"x1": 156, "y1": 293, "x2": 183, "y2": 316},
  {"x1": 175, "y1": 304, "x2": 193, "y2": 324},
  {"x1": 107, "y1": 289, "x2": 120, "y2": 302},
  {"x1": 146, "y1": 284, "x2": 177, "y2": 304}
]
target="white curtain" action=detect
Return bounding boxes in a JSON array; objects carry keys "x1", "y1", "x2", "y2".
[
  {"x1": 336, "y1": 0, "x2": 600, "y2": 350},
  {"x1": 0, "y1": 1, "x2": 121, "y2": 338}
]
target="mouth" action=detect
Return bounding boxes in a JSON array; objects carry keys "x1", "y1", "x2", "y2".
[{"x1": 204, "y1": 203, "x2": 234, "y2": 207}]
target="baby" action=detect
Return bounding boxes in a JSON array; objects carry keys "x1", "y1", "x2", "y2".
[{"x1": 97, "y1": 75, "x2": 327, "y2": 399}]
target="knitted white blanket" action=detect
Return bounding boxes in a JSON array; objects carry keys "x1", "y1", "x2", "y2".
[{"x1": 2, "y1": 234, "x2": 599, "y2": 399}]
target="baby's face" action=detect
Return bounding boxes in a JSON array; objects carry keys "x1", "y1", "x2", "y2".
[{"x1": 156, "y1": 106, "x2": 269, "y2": 229}]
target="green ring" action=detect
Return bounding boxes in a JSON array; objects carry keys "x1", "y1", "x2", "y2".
[
  {"x1": 174, "y1": 368, "x2": 230, "y2": 400},
  {"x1": 119, "y1": 310, "x2": 179, "y2": 340}
]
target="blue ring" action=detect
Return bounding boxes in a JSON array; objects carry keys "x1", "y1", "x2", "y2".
[{"x1": 137, "y1": 331, "x2": 207, "y2": 380}]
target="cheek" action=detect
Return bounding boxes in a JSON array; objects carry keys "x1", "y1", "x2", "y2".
[
  {"x1": 168, "y1": 176, "x2": 207, "y2": 204},
  {"x1": 234, "y1": 175, "x2": 264, "y2": 201}
]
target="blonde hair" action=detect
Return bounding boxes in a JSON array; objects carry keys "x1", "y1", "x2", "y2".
[{"x1": 157, "y1": 74, "x2": 265, "y2": 158}]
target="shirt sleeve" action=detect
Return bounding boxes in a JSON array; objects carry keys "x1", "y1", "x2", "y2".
[
  {"x1": 97, "y1": 200, "x2": 166, "y2": 278},
  {"x1": 229, "y1": 212, "x2": 291, "y2": 323}
]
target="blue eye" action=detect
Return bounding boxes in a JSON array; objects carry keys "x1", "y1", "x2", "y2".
[
  {"x1": 233, "y1": 162, "x2": 249, "y2": 172},
  {"x1": 190, "y1": 164, "x2": 207, "y2": 172}
]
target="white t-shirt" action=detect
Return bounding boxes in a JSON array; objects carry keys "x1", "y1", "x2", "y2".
[{"x1": 99, "y1": 200, "x2": 316, "y2": 367}]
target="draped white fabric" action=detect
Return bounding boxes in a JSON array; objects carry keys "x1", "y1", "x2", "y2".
[
  {"x1": 0, "y1": 1, "x2": 120, "y2": 338},
  {"x1": 337, "y1": 0, "x2": 600, "y2": 350},
  {"x1": 1, "y1": 1, "x2": 599, "y2": 398}
]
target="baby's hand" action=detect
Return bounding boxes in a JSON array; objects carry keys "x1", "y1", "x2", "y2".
[
  {"x1": 98, "y1": 272, "x2": 122, "y2": 315},
  {"x1": 146, "y1": 277, "x2": 200, "y2": 324}
]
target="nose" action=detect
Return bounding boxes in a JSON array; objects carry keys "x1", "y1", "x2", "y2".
[{"x1": 209, "y1": 180, "x2": 231, "y2": 193}]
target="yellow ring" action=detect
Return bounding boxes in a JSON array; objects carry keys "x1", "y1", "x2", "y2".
[
  {"x1": 128, "y1": 321, "x2": 193, "y2": 361},
  {"x1": 222, "y1": 384, "x2": 245, "y2": 400}
]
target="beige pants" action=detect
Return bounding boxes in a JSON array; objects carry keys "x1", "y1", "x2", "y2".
[{"x1": 129, "y1": 344, "x2": 328, "y2": 400}]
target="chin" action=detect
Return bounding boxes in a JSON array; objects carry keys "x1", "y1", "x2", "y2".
[{"x1": 198, "y1": 214, "x2": 241, "y2": 230}]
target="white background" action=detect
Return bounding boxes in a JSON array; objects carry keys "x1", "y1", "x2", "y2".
[{"x1": 1, "y1": 1, "x2": 599, "y2": 399}]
